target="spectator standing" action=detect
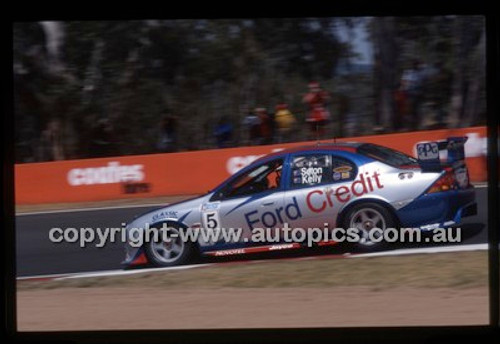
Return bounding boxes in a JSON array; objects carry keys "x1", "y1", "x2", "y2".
[
  {"x1": 401, "y1": 60, "x2": 425, "y2": 130},
  {"x1": 274, "y1": 103, "x2": 296, "y2": 143},
  {"x1": 214, "y1": 116, "x2": 233, "y2": 148},
  {"x1": 394, "y1": 80, "x2": 409, "y2": 132},
  {"x1": 157, "y1": 114, "x2": 177, "y2": 152},
  {"x1": 427, "y1": 63, "x2": 451, "y2": 129},
  {"x1": 267, "y1": 106, "x2": 276, "y2": 143},
  {"x1": 255, "y1": 107, "x2": 273, "y2": 145},
  {"x1": 242, "y1": 111, "x2": 262, "y2": 144},
  {"x1": 38, "y1": 126, "x2": 52, "y2": 161},
  {"x1": 39, "y1": 118, "x2": 65, "y2": 161},
  {"x1": 303, "y1": 81, "x2": 331, "y2": 140},
  {"x1": 89, "y1": 118, "x2": 114, "y2": 157},
  {"x1": 336, "y1": 93, "x2": 350, "y2": 138}
]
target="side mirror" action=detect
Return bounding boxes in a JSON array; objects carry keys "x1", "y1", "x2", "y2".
[{"x1": 212, "y1": 190, "x2": 225, "y2": 201}]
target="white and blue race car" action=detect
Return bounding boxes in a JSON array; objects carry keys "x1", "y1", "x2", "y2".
[{"x1": 123, "y1": 137, "x2": 476, "y2": 267}]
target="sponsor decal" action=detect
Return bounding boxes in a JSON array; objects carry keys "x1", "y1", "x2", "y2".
[
  {"x1": 207, "y1": 243, "x2": 301, "y2": 256},
  {"x1": 213, "y1": 248, "x2": 246, "y2": 256},
  {"x1": 67, "y1": 162, "x2": 144, "y2": 186},
  {"x1": 333, "y1": 166, "x2": 353, "y2": 173},
  {"x1": 416, "y1": 142, "x2": 439, "y2": 161},
  {"x1": 242, "y1": 171, "x2": 384, "y2": 227},
  {"x1": 269, "y1": 243, "x2": 296, "y2": 251},
  {"x1": 122, "y1": 182, "x2": 150, "y2": 194},
  {"x1": 152, "y1": 210, "x2": 179, "y2": 221},
  {"x1": 306, "y1": 171, "x2": 384, "y2": 214},
  {"x1": 202, "y1": 202, "x2": 221, "y2": 211},
  {"x1": 244, "y1": 196, "x2": 302, "y2": 229},
  {"x1": 300, "y1": 167, "x2": 323, "y2": 184}
]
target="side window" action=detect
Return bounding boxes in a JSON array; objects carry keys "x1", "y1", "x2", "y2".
[
  {"x1": 214, "y1": 159, "x2": 283, "y2": 200},
  {"x1": 290, "y1": 154, "x2": 331, "y2": 188},
  {"x1": 331, "y1": 156, "x2": 357, "y2": 183}
]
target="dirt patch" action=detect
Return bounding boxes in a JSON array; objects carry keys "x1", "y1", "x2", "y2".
[{"x1": 17, "y1": 286, "x2": 488, "y2": 330}]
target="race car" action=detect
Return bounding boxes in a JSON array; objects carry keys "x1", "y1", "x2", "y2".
[{"x1": 122, "y1": 137, "x2": 476, "y2": 268}]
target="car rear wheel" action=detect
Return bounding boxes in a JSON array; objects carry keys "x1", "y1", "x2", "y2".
[
  {"x1": 144, "y1": 224, "x2": 194, "y2": 267},
  {"x1": 342, "y1": 202, "x2": 396, "y2": 251}
]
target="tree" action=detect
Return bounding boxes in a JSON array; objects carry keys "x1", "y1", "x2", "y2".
[
  {"x1": 372, "y1": 17, "x2": 397, "y2": 131},
  {"x1": 15, "y1": 17, "x2": 484, "y2": 162}
]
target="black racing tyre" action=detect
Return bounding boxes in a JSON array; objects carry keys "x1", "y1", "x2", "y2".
[
  {"x1": 144, "y1": 224, "x2": 195, "y2": 267},
  {"x1": 341, "y1": 202, "x2": 397, "y2": 252}
]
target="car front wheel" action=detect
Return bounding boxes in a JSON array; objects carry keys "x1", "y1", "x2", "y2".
[{"x1": 144, "y1": 224, "x2": 195, "y2": 267}]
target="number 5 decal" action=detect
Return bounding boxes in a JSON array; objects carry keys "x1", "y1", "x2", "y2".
[{"x1": 203, "y1": 211, "x2": 220, "y2": 230}]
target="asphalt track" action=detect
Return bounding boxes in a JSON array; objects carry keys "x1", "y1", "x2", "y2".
[{"x1": 15, "y1": 188, "x2": 488, "y2": 277}]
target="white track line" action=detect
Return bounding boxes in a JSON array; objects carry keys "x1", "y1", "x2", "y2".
[
  {"x1": 17, "y1": 263, "x2": 213, "y2": 281},
  {"x1": 17, "y1": 244, "x2": 488, "y2": 282},
  {"x1": 58, "y1": 263, "x2": 214, "y2": 280},
  {"x1": 350, "y1": 243, "x2": 487, "y2": 258}
]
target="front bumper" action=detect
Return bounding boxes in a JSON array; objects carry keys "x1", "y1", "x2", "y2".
[
  {"x1": 121, "y1": 245, "x2": 148, "y2": 267},
  {"x1": 396, "y1": 186, "x2": 476, "y2": 230}
]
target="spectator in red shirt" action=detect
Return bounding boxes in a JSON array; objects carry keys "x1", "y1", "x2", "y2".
[
  {"x1": 394, "y1": 80, "x2": 409, "y2": 132},
  {"x1": 255, "y1": 107, "x2": 273, "y2": 144},
  {"x1": 303, "y1": 81, "x2": 331, "y2": 139}
]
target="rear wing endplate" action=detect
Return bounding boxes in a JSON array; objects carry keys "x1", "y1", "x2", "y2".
[{"x1": 416, "y1": 136, "x2": 467, "y2": 171}]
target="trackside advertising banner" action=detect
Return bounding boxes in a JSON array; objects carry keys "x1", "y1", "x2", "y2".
[{"x1": 15, "y1": 126, "x2": 487, "y2": 205}]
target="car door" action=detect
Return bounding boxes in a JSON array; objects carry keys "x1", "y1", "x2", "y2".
[
  {"x1": 328, "y1": 154, "x2": 358, "y2": 226},
  {"x1": 201, "y1": 158, "x2": 285, "y2": 247}
]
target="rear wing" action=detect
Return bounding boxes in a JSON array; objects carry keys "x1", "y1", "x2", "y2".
[{"x1": 416, "y1": 136, "x2": 467, "y2": 172}]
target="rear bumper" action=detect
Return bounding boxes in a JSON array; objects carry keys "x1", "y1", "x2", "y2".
[
  {"x1": 396, "y1": 186, "x2": 476, "y2": 230},
  {"x1": 458, "y1": 201, "x2": 477, "y2": 219}
]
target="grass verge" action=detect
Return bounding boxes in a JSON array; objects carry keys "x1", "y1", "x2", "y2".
[{"x1": 18, "y1": 250, "x2": 488, "y2": 291}]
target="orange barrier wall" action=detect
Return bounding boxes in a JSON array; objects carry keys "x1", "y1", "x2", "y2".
[{"x1": 15, "y1": 126, "x2": 487, "y2": 205}]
